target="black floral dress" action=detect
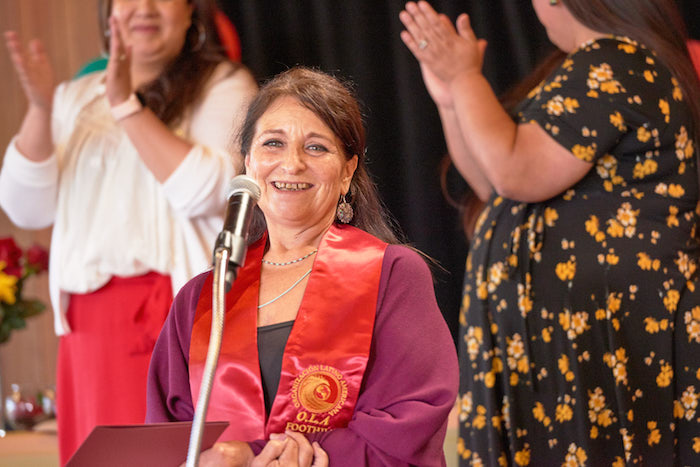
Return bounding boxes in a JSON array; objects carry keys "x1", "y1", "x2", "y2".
[{"x1": 458, "y1": 37, "x2": 700, "y2": 466}]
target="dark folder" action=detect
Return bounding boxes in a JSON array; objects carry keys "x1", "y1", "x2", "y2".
[{"x1": 66, "y1": 421, "x2": 229, "y2": 467}]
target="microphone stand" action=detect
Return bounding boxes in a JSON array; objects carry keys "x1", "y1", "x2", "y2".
[{"x1": 185, "y1": 247, "x2": 231, "y2": 467}]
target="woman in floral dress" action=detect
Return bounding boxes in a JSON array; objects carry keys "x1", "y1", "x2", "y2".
[{"x1": 400, "y1": 0, "x2": 700, "y2": 464}]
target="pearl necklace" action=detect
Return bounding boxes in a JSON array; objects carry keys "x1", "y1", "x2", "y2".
[
  {"x1": 257, "y1": 268, "x2": 312, "y2": 309},
  {"x1": 262, "y1": 249, "x2": 318, "y2": 266}
]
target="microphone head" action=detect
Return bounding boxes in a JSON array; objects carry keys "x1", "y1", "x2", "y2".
[{"x1": 227, "y1": 174, "x2": 261, "y2": 202}]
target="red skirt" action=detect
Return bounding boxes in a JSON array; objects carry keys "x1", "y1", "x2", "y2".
[{"x1": 56, "y1": 272, "x2": 172, "y2": 465}]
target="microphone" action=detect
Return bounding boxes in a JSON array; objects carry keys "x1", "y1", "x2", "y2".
[{"x1": 213, "y1": 174, "x2": 261, "y2": 289}]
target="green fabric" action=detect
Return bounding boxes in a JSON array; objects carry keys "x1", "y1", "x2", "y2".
[{"x1": 74, "y1": 57, "x2": 108, "y2": 79}]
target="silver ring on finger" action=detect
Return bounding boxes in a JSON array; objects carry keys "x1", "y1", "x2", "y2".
[{"x1": 418, "y1": 39, "x2": 428, "y2": 50}]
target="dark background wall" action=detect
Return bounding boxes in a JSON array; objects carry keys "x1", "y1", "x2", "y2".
[{"x1": 218, "y1": 0, "x2": 699, "y2": 343}]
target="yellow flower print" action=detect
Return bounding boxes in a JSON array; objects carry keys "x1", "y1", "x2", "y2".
[
  {"x1": 607, "y1": 202, "x2": 638, "y2": 238},
  {"x1": 459, "y1": 392, "x2": 473, "y2": 422},
  {"x1": 655, "y1": 183, "x2": 668, "y2": 196},
  {"x1": 556, "y1": 403, "x2": 574, "y2": 423},
  {"x1": 533, "y1": 402, "x2": 551, "y2": 427},
  {"x1": 0, "y1": 270, "x2": 18, "y2": 305},
  {"x1": 672, "y1": 77, "x2": 683, "y2": 101},
  {"x1": 644, "y1": 317, "x2": 669, "y2": 334},
  {"x1": 675, "y1": 126, "x2": 695, "y2": 162},
  {"x1": 684, "y1": 306, "x2": 700, "y2": 343},
  {"x1": 621, "y1": 428, "x2": 634, "y2": 461},
  {"x1": 563, "y1": 443, "x2": 588, "y2": 467},
  {"x1": 667, "y1": 205, "x2": 679, "y2": 228},
  {"x1": 607, "y1": 292, "x2": 621, "y2": 314},
  {"x1": 457, "y1": 437, "x2": 470, "y2": 459},
  {"x1": 487, "y1": 261, "x2": 508, "y2": 292},
  {"x1": 597, "y1": 409, "x2": 615, "y2": 427},
  {"x1": 545, "y1": 96, "x2": 566, "y2": 116},
  {"x1": 585, "y1": 215, "x2": 606, "y2": 242},
  {"x1": 637, "y1": 252, "x2": 660, "y2": 270},
  {"x1": 656, "y1": 362, "x2": 673, "y2": 387},
  {"x1": 668, "y1": 184, "x2": 685, "y2": 198},
  {"x1": 556, "y1": 257, "x2": 577, "y2": 281},
  {"x1": 588, "y1": 387, "x2": 605, "y2": 414},
  {"x1": 559, "y1": 310, "x2": 591, "y2": 340},
  {"x1": 541, "y1": 327, "x2": 552, "y2": 344},
  {"x1": 618, "y1": 43, "x2": 636, "y2": 54},
  {"x1": 632, "y1": 158, "x2": 657, "y2": 179},
  {"x1": 514, "y1": 446, "x2": 531, "y2": 466},
  {"x1": 600, "y1": 80, "x2": 623, "y2": 94},
  {"x1": 544, "y1": 95, "x2": 580, "y2": 116},
  {"x1": 676, "y1": 251, "x2": 697, "y2": 280},
  {"x1": 473, "y1": 405, "x2": 487, "y2": 429},
  {"x1": 571, "y1": 144, "x2": 596, "y2": 162},
  {"x1": 643, "y1": 69, "x2": 655, "y2": 82},
  {"x1": 484, "y1": 370, "x2": 496, "y2": 388},
  {"x1": 694, "y1": 437, "x2": 700, "y2": 453},
  {"x1": 637, "y1": 126, "x2": 652, "y2": 143},
  {"x1": 607, "y1": 220, "x2": 626, "y2": 239},
  {"x1": 464, "y1": 326, "x2": 484, "y2": 361},
  {"x1": 604, "y1": 347, "x2": 629, "y2": 386},
  {"x1": 647, "y1": 421, "x2": 661, "y2": 446},
  {"x1": 585, "y1": 215, "x2": 599, "y2": 235},
  {"x1": 558, "y1": 354, "x2": 575, "y2": 382},
  {"x1": 517, "y1": 283, "x2": 533, "y2": 317},
  {"x1": 492, "y1": 356, "x2": 503, "y2": 373},
  {"x1": 679, "y1": 386, "x2": 699, "y2": 421},
  {"x1": 506, "y1": 334, "x2": 529, "y2": 374},
  {"x1": 589, "y1": 63, "x2": 613, "y2": 82},
  {"x1": 544, "y1": 207, "x2": 558, "y2": 227},
  {"x1": 659, "y1": 98, "x2": 670, "y2": 123},
  {"x1": 663, "y1": 289, "x2": 680, "y2": 312},
  {"x1": 609, "y1": 111, "x2": 626, "y2": 131}
]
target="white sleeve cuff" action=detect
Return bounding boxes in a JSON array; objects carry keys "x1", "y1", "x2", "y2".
[{"x1": 3, "y1": 138, "x2": 59, "y2": 187}]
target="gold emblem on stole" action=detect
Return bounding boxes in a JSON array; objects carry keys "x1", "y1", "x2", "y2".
[{"x1": 288, "y1": 365, "x2": 348, "y2": 433}]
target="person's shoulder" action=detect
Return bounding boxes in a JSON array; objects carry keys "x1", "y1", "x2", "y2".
[
  {"x1": 569, "y1": 36, "x2": 655, "y2": 66},
  {"x1": 383, "y1": 244, "x2": 431, "y2": 276},
  {"x1": 209, "y1": 60, "x2": 256, "y2": 87},
  {"x1": 174, "y1": 269, "x2": 213, "y2": 304},
  {"x1": 66, "y1": 68, "x2": 105, "y2": 91}
]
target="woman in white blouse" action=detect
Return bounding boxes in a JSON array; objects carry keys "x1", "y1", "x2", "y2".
[{"x1": 0, "y1": 0, "x2": 257, "y2": 463}]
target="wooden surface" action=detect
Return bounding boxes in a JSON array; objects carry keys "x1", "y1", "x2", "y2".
[
  {"x1": 0, "y1": 0, "x2": 101, "y2": 405},
  {"x1": 0, "y1": 430, "x2": 59, "y2": 467}
]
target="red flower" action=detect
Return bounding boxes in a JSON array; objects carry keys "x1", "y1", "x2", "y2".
[
  {"x1": 0, "y1": 237, "x2": 23, "y2": 277},
  {"x1": 26, "y1": 244, "x2": 49, "y2": 272}
]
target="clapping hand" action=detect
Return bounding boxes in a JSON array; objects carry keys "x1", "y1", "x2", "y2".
[
  {"x1": 105, "y1": 15, "x2": 133, "y2": 106},
  {"x1": 399, "y1": 1, "x2": 487, "y2": 91},
  {"x1": 4, "y1": 31, "x2": 55, "y2": 112}
]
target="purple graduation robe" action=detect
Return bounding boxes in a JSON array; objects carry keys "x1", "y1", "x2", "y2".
[{"x1": 146, "y1": 243, "x2": 458, "y2": 466}]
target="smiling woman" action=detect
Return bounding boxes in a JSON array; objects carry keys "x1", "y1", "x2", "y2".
[
  {"x1": 245, "y1": 96, "x2": 358, "y2": 239},
  {"x1": 146, "y1": 67, "x2": 459, "y2": 466},
  {"x1": 0, "y1": 0, "x2": 257, "y2": 463}
]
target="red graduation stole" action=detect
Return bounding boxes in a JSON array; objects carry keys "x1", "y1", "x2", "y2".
[{"x1": 189, "y1": 224, "x2": 387, "y2": 441}]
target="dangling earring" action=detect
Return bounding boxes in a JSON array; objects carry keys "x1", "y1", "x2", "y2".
[
  {"x1": 190, "y1": 19, "x2": 206, "y2": 52},
  {"x1": 336, "y1": 194, "x2": 354, "y2": 224}
]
